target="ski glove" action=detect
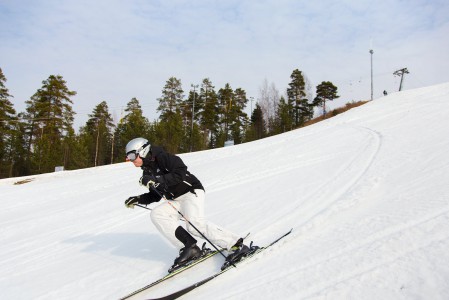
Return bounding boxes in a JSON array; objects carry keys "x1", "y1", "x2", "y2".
[
  {"x1": 125, "y1": 196, "x2": 140, "y2": 209},
  {"x1": 139, "y1": 174, "x2": 160, "y2": 189}
]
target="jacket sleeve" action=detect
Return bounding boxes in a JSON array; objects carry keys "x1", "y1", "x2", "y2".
[
  {"x1": 156, "y1": 151, "x2": 187, "y2": 187},
  {"x1": 138, "y1": 192, "x2": 161, "y2": 205}
]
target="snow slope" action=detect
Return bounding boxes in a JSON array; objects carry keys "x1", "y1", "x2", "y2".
[{"x1": 1, "y1": 82, "x2": 449, "y2": 300}]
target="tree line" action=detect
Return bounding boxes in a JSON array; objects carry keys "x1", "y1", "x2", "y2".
[{"x1": 0, "y1": 67, "x2": 339, "y2": 178}]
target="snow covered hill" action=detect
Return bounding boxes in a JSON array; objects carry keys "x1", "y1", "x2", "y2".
[{"x1": 1, "y1": 82, "x2": 449, "y2": 300}]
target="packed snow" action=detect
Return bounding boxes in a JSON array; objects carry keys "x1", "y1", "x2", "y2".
[{"x1": 1, "y1": 82, "x2": 449, "y2": 300}]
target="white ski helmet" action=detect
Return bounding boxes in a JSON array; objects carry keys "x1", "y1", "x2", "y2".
[{"x1": 125, "y1": 137, "x2": 151, "y2": 159}]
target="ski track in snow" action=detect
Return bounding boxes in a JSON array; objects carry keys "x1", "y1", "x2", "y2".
[
  {"x1": 291, "y1": 125, "x2": 382, "y2": 231},
  {"x1": 248, "y1": 205, "x2": 449, "y2": 297}
]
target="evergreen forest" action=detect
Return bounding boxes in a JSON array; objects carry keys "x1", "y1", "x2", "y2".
[{"x1": 0, "y1": 67, "x2": 341, "y2": 178}]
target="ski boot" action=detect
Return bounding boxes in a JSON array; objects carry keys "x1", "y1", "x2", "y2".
[
  {"x1": 221, "y1": 239, "x2": 259, "y2": 270},
  {"x1": 168, "y1": 242, "x2": 211, "y2": 273}
]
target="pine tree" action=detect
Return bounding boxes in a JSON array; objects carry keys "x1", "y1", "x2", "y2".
[
  {"x1": 246, "y1": 103, "x2": 265, "y2": 142},
  {"x1": 80, "y1": 101, "x2": 114, "y2": 167},
  {"x1": 182, "y1": 87, "x2": 199, "y2": 152},
  {"x1": 199, "y1": 78, "x2": 219, "y2": 148},
  {"x1": 287, "y1": 69, "x2": 313, "y2": 128},
  {"x1": 273, "y1": 96, "x2": 292, "y2": 134},
  {"x1": 158, "y1": 77, "x2": 184, "y2": 120},
  {"x1": 0, "y1": 67, "x2": 18, "y2": 178},
  {"x1": 157, "y1": 77, "x2": 185, "y2": 153},
  {"x1": 9, "y1": 113, "x2": 29, "y2": 176},
  {"x1": 64, "y1": 128, "x2": 89, "y2": 170},
  {"x1": 23, "y1": 75, "x2": 76, "y2": 173},
  {"x1": 230, "y1": 87, "x2": 249, "y2": 144},
  {"x1": 217, "y1": 83, "x2": 234, "y2": 147},
  {"x1": 114, "y1": 97, "x2": 151, "y2": 161},
  {"x1": 154, "y1": 111, "x2": 183, "y2": 153},
  {"x1": 313, "y1": 81, "x2": 340, "y2": 117}
]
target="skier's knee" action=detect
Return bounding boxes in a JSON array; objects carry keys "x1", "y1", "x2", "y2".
[
  {"x1": 150, "y1": 207, "x2": 167, "y2": 225},
  {"x1": 186, "y1": 219, "x2": 206, "y2": 237}
]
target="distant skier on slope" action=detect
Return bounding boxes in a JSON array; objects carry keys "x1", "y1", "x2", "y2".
[{"x1": 123, "y1": 137, "x2": 250, "y2": 270}]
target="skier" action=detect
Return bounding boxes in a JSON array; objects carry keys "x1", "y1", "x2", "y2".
[{"x1": 124, "y1": 137, "x2": 250, "y2": 269}]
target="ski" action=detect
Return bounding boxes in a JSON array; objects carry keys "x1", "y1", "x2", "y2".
[
  {"x1": 118, "y1": 248, "x2": 221, "y2": 300},
  {"x1": 119, "y1": 233, "x2": 250, "y2": 300},
  {"x1": 145, "y1": 228, "x2": 293, "y2": 300}
]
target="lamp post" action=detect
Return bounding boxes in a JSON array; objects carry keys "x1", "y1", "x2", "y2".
[
  {"x1": 369, "y1": 49, "x2": 374, "y2": 101},
  {"x1": 95, "y1": 118, "x2": 100, "y2": 167},
  {"x1": 190, "y1": 84, "x2": 198, "y2": 152},
  {"x1": 250, "y1": 96, "x2": 254, "y2": 115}
]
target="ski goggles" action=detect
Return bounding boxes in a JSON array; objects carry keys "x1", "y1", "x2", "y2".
[{"x1": 126, "y1": 151, "x2": 139, "y2": 162}]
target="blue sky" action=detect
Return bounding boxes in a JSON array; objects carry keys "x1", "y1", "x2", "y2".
[{"x1": 1, "y1": 0, "x2": 449, "y2": 129}]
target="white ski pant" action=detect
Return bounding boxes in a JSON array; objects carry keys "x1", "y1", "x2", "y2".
[{"x1": 150, "y1": 189, "x2": 240, "y2": 250}]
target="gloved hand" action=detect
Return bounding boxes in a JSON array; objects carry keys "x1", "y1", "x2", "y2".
[
  {"x1": 139, "y1": 174, "x2": 159, "y2": 189},
  {"x1": 124, "y1": 196, "x2": 140, "y2": 209}
]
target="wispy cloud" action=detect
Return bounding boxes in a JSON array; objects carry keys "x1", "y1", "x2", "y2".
[{"x1": 1, "y1": 0, "x2": 448, "y2": 128}]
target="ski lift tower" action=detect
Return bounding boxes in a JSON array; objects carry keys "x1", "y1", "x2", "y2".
[{"x1": 393, "y1": 68, "x2": 409, "y2": 91}]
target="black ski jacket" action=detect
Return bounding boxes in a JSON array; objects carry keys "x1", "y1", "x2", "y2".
[{"x1": 138, "y1": 146, "x2": 204, "y2": 204}]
